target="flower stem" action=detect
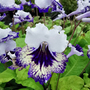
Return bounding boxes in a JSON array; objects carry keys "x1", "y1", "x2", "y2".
[
  {"x1": 43, "y1": 13, "x2": 46, "y2": 24},
  {"x1": 80, "y1": 61, "x2": 90, "y2": 76},
  {"x1": 36, "y1": 8, "x2": 38, "y2": 16},
  {"x1": 56, "y1": 73, "x2": 60, "y2": 90},
  {"x1": 68, "y1": 20, "x2": 81, "y2": 44},
  {"x1": 73, "y1": 22, "x2": 88, "y2": 45}
]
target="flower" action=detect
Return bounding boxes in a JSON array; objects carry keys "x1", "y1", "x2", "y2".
[
  {"x1": 10, "y1": 10, "x2": 33, "y2": 26},
  {"x1": 67, "y1": 43, "x2": 84, "y2": 58},
  {"x1": 30, "y1": 0, "x2": 63, "y2": 13},
  {"x1": 0, "y1": 0, "x2": 23, "y2": 12},
  {"x1": 67, "y1": 0, "x2": 90, "y2": 17},
  {"x1": 0, "y1": 13, "x2": 6, "y2": 21},
  {"x1": 51, "y1": 0, "x2": 66, "y2": 21},
  {"x1": 20, "y1": 0, "x2": 31, "y2": 6},
  {"x1": 15, "y1": 23, "x2": 68, "y2": 84},
  {"x1": 87, "y1": 45, "x2": 90, "y2": 59},
  {"x1": 0, "y1": 28, "x2": 19, "y2": 63},
  {"x1": 53, "y1": 13, "x2": 66, "y2": 21}
]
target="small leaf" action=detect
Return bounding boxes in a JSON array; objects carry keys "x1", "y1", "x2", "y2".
[
  {"x1": 58, "y1": 75, "x2": 84, "y2": 90},
  {"x1": 16, "y1": 66, "x2": 29, "y2": 81},
  {"x1": 16, "y1": 38, "x2": 26, "y2": 48}
]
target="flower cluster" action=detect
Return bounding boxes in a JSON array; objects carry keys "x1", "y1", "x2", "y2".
[
  {"x1": 0, "y1": 0, "x2": 87, "y2": 86},
  {"x1": 67, "y1": 0, "x2": 90, "y2": 22}
]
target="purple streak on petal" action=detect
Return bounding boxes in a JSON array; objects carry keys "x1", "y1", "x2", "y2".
[
  {"x1": 0, "y1": 4, "x2": 23, "y2": 12},
  {"x1": 51, "y1": 0, "x2": 63, "y2": 12},
  {"x1": 0, "y1": 54, "x2": 11, "y2": 63},
  {"x1": 28, "y1": 64, "x2": 52, "y2": 85},
  {"x1": 0, "y1": 13, "x2": 6, "y2": 21},
  {"x1": 0, "y1": 32, "x2": 19, "y2": 43},
  {"x1": 8, "y1": 65, "x2": 18, "y2": 70}
]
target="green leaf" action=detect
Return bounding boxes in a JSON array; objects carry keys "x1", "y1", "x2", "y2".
[
  {"x1": 81, "y1": 87, "x2": 89, "y2": 90},
  {"x1": 85, "y1": 31, "x2": 90, "y2": 44},
  {"x1": 77, "y1": 36, "x2": 88, "y2": 47},
  {"x1": 83, "y1": 73, "x2": 90, "y2": 88},
  {"x1": 58, "y1": 75, "x2": 84, "y2": 90},
  {"x1": 15, "y1": 66, "x2": 43, "y2": 90},
  {"x1": 18, "y1": 88, "x2": 33, "y2": 90},
  {"x1": 15, "y1": 24, "x2": 19, "y2": 29},
  {"x1": 0, "y1": 87, "x2": 4, "y2": 90},
  {"x1": 15, "y1": 66, "x2": 29, "y2": 81},
  {"x1": 0, "y1": 68, "x2": 15, "y2": 84},
  {"x1": 50, "y1": 73, "x2": 58, "y2": 90},
  {"x1": 16, "y1": 78, "x2": 44, "y2": 90},
  {"x1": 16, "y1": 38, "x2": 26, "y2": 48},
  {"x1": 0, "y1": 63, "x2": 6, "y2": 73},
  {"x1": 60, "y1": 48, "x2": 89, "y2": 77}
]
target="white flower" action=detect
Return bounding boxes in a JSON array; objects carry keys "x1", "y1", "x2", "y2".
[{"x1": 35, "y1": 0, "x2": 52, "y2": 8}]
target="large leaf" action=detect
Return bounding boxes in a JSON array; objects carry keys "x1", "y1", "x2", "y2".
[
  {"x1": 58, "y1": 75, "x2": 84, "y2": 90},
  {"x1": 60, "y1": 48, "x2": 89, "y2": 77},
  {"x1": 16, "y1": 78, "x2": 44, "y2": 90},
  {"x1": 0, "y1": 68, "x2": 15, "y2": 84}
]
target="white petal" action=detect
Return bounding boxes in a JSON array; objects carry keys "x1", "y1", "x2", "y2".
[
  {"x1": 0, "y1": 28, "x2": 11, "y2": 39},
  {"x1": 35, "y1": 0, "x2": 52, "y2": 8},
  {"x1": 25, "y1": 23, "x2": 49, "y2": 48},
  {"x1": 25, "y1": 23, "x2": 68, "y2": 53},
  {"x1": 47, "y1": 30, "x2": 68, "y2": 52},
  {"x1": 53, "y1": 25, "x2": 62, "y2": 32},
  {"x1": 1, "y1": 0, "x2": 15, "y2": 6},
  {"x1": 5, "y1": 40, "x2": 16, "y2": 52},
  {"x1": 0, "y1": 42, "x2": 6, "y2": 55}
]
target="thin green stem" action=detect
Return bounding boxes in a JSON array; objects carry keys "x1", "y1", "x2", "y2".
[
  {"x1": 56, "y1": 73, "x2": 60, "y2": 90},
  {"x1": 46, "y1": 73, "x2": 54, "y2": 89}
]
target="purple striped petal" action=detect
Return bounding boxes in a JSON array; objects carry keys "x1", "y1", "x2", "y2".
[{"x1": 0, "y1": 13, "x2": 6, "y2": 21}]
